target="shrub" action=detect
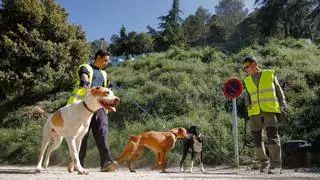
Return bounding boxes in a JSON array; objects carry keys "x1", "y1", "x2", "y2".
[{"x1": 2, "y1": 38, "x2": 320, "y2": 167}]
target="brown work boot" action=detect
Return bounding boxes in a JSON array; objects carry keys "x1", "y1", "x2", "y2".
[{"x1": 101, "y1": 161, "x2": 118, "y2": 172}]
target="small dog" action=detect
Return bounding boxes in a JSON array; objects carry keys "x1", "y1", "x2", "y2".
[
  {"x1": 35, "y1": 87, "x2": 120, "y2": 175},
  {"x1": 116, "y1": 127, "x2": 189, "y2": 173},
  {"x1": 180, "y1": 126, "x2": 205, "y2": 173}
]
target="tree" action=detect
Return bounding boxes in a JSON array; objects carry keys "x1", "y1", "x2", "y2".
[
  {"x1": 90, "y1": 38, "x2": 109, "y2": 60},
  {"x1": 133, "y1": 32, "x2": 153, "y2": 54},
  {"x1": 214, "y1": 0, "x2": 248, "y2": 39},
  {"x1": 110, "y1": 26, "x2": 153, "y2": 58},
  {"x1": 146, "y1": 25, "x2": 158, "y2": 38},
  {"x1": 183, "y1": 7, "x2": 211, "y2": 46},
  {"x1": 254, "y1": 0, "x2": 320, "y2": 40},
  {"x1": 307, "y1": 1, "x2": 320, "y2": 41},
  {"x1": 155, "y1": 0, "x2": 185, "y2": 51},
  {"x1": 0, "y1": 0, "x2": 89, "y2": 101},
  {"x1": 206, "y1": 15, "x2": 227, "y2": 43},
  {"x1": 110, "y1": 25, "x2": 128, "y2": 57},
  {"x1": 231, "y1": 10, "x2": 260, "y2": 40}
]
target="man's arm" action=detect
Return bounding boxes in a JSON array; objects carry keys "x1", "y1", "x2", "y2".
[
  {"x1": 80, "y1": 74, "x2": 89, "y2": 87},
  {"x1": 274, "y1": 76, "x2": 289, "y2": 112},
  {"x1": 243, "y1": 80, "x2": 251, "y2": 111},
  {"x1": 274, "y1": 76, "x2": 286, "y2": 105},
  {"x1": 78, "y1": 66, "x2": 90, "y2": 88}
]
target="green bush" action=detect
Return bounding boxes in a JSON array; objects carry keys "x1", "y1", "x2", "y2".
[
  {"x1": 0, "y1": 122, "x2": 42, "y2": 164},
  {"x1": 1, "y1": 38, "x2": 320, "y2": 167}
]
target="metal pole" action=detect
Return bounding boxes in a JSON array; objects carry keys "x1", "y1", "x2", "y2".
[
  {"x1": 100, "y1": 40, "x2": 104, "y2": 49},
  {"x1": 232, "y1": 98, "x2": 239, "y2": 167},
  {"x1": 100, "y1": 38, "x2": 104, "y2": 49}
]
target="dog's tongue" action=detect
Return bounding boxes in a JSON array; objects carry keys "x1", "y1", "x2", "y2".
[{"x1": 108, "y1": 106, "x2": 116, "y2": 112}]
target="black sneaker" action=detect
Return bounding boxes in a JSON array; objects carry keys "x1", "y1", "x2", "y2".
[{"x1": 101, "y1": 161, "x2": 118, "y2": 172}]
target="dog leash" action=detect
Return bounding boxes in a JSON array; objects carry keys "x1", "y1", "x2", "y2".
[
  {"x1": 111, "y1": 81, "x2": 168, "y2": 130},
  {"x1": 85, "y1": 85, "x2": 89, "y2": 97},
  {"x1": 111, "y1": 81, "x2": 154, "y2": 118}
]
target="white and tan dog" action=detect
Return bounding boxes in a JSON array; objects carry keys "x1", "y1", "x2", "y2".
[{"x1": 35, "y1": 87, "x2": 120, "y2": 175}]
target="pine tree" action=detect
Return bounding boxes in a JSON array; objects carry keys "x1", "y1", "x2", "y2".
[{"x1": 155, "y1": 0, "x2": 185, "y2": 51}]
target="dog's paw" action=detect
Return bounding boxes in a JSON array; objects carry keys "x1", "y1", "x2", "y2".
[
  {"x1": 35, "y1": 167, "x2": 42, "y2": 173},
  {"x1": 201, "y1": 168, "x2": 206, "y2": 173},
  {"x1": 200, "y1": 163, "x2": 205, "y2": 173},
  {"x1": 77, "y1": 169, "x2": 89, "y2": 175},
  {"x1": 180, "y1": 167, "x2": 184, "y2": 172},
  {"x1": 160, "y1": 169, "x2": 168, "y2": 173},
  {"x1": 67, "y1": 165, "x2": 74, "y2": 173}
]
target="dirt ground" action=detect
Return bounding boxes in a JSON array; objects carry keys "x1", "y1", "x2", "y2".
[{"x1": 1, "y1": 165, "x2": 320, "y2": 180}]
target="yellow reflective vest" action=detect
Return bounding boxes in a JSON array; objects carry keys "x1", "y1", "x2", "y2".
[
  {"x1": 244, "y1": 70, "x2": 281, "y2": 116},
  {"x1": 67, "y1": 64, "x2": 107, "y2": 105}
]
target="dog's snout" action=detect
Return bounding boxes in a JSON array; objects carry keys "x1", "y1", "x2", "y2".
[{"x1": 113, "y1": 97, "x2": 120, "y2": 104}]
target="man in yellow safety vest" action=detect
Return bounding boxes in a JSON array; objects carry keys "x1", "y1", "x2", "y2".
[
  {"x1": 67, "y1": 49, "x2": 117, "y2": 172},
  {"x1": 242, "y1": 56, "x2": 289, "y2": 174}
]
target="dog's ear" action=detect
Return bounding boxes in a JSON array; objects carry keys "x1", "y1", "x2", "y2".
[
  {"x1": 194, "y1": 126, "x2": 200, "y2": 135},
  {"x1": 188, "y1": 126, "x2": 194, "y2": 132},
  {"x1": 91, "y1": 87, "x2": 110, "y2": 97},
  {"x1": 178, "y1": 127, "x2": 185, "y2": 134}
]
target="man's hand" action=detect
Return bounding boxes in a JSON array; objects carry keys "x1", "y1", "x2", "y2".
[
  {"x1": 281, "y1": 102, "x2": 290, "y2": 115},
  {"x1": 278, "y1": 102, "x2": 290, "y2": 122},
  {"x1": 80, "y1": 74, "x2": 90, "y2": 88},
  {"x1": 107, "y1": 80, "x2": 112, "y2": 89},
  {"x1": 246, "y1": 104, "x2": 252, "y2": 111}
]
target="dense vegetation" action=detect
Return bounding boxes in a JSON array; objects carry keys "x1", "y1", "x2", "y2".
[
  {"x1": 0, "y1": 0, "x2": 320, "y2": 168},
  {"x1": 1, "y1": 38, "x2": 320, "y2": 167}
]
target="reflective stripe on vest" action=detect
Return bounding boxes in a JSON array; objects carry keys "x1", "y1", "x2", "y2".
[
  {"x1": 100, "y1": 70, "x2": 107, "y2": 87},
  {"x1": 67, "y1": 64, "x2": 107, "y2": 105},
  {"x1": 244, "y1": 70, "x2": 281, "y2": 116}
]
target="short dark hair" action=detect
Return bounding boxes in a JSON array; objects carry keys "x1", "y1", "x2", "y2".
[
  {"x1": 242, "y1": 56, "x2": 257, "y2": 64},
  {"x1": 94, "y1": 49, "x2": 110, "y2": 60}
]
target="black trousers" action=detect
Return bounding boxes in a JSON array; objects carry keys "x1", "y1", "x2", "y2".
[{"x1": 79, "y1": 108, "x2": 112, "y2": 169}]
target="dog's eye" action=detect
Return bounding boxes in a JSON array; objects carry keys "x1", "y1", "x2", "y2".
[{"x1": 91, "y1": 87, "x2": 101, "y2": 93}]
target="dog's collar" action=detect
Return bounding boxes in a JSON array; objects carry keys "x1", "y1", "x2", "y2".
[
  {"x1": 169, "y1": 130, "x2": 177, "y2": 137},
  {"x1": 82, "y1": 101, "x2": 95, "y2": 113}
]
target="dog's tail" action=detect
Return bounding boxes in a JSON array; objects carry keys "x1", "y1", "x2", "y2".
[
  {"x1": 129, "y1": 135, "x2": 139, "y2": 142},
  {"x1": 116, "y1": 135, "x2": 140, "y2": 163},
  {"x1": 33, "y1": 106, "x2": 50, "y2": 118}
]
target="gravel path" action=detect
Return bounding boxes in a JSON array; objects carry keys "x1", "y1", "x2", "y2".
[{"x1": 1, "y1": 165, "x2": 320, "y2": 180}]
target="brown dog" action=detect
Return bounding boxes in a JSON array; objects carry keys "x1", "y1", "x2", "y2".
[{"x1": 116, "y1": 127, "x2": 189, "y2": 173}]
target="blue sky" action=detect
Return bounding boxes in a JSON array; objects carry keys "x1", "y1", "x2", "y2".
[{"x1": 56, "y1": 0, "x2": 257, "y2": 42}]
